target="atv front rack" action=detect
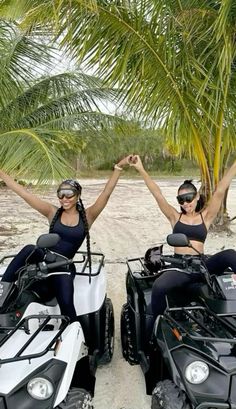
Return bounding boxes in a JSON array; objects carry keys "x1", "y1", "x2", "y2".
[
  {"x1": 164, "y1": 305, "x2": 236, "y2": 344},
  {"x1": 0, "y1": 251, "x2": 105, "y2": 280},
  {"x1": 0, "y1": 314, "x2": 69, "y2": 365},
  {"x1": 73, "y1": 250, "x2": 105, "y2": 277},
  {"x1": 127, "y1": 257, "x2": 157, "y2": 278},
  {"x1": 127, "y1": 254, "x2": 204, "y2": 279}
]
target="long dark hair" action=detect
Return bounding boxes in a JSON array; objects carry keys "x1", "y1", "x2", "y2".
[{"x1": 178, "y1": 179, "x2": 205, "y2": 213}]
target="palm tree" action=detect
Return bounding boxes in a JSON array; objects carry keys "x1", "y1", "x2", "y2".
[
  {"x1": 3, "y1": 0, "x2": 236, "y2": 223},
  {"x1": 0, "y1": 19, "x2": 122, "y2": 183}
]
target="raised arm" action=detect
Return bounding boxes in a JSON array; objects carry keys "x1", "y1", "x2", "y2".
[
  {"x1": 86, "y1": 155, "x2": 132, "y2": 227},
  {"x1": 205, "y1": 160, "x2": 236, "y2": 225},
  {"x1": 0, "y1": 169, "x2": 56, "y2": 220},
  {"x1": 130, "y1": 155, "x2": 178, "y2": 225}
]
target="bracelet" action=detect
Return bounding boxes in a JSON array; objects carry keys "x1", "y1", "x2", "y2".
[{"x1": 114, "y1": 164, "x2": 123, "y2": 171}]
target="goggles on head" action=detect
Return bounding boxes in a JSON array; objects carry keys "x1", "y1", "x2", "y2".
[
  {"x1": 57, "y1": 188, "x2": 77, "y2": 199},
  {"x1": 176, "y1": 192, "x2": 197, "y2": 205},
  {"x1": 60, "y1": 179, "x2": 82, "y2": 193}
]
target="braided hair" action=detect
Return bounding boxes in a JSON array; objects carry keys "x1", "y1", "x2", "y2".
[
  {"x1": 49, "y1": 207, "x2": 63, "y2": 233},
  {"x1": 178, "y1": 179, "x2": 205, "y2": 213},
  {"x1": 78, "y1": 198, "x2": 92, "y2": 275},
  {"x1": 50, "y1": 179, "x2": 92, "y2": 275}
]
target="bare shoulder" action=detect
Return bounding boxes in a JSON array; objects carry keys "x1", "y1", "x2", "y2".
[
  {"x1": 48, "y1": 205, "x2": 59, "y2": 223},
  {"x1": 170, "y1": 210, "x2": 181, "y2": 227},
  {"x1": 201, "y1": 207, "x2": 213, "y2": 228}
]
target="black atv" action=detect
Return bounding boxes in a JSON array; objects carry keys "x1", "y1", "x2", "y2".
[{"x1": 121, "y1": 233, "x2": 236, "y2": 409}]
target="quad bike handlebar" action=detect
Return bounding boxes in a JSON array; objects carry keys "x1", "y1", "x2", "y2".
[
  {"x1": 38, "y1": 258, "x2": 73, "y2": 273},
  {"x1": 21, "y1": 256, "x2": 73, "y2": 282},
  {"x1": 161, "y1": 253, "x2": 206, "y2": 272}
]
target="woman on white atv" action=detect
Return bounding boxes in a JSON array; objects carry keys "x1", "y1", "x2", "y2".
[
  {"x1": 0, "y1": 156, "x2": 131, "y2": 321},
  {"x1": 130, "y1": 154, "x2": 236, "y2": 318}
]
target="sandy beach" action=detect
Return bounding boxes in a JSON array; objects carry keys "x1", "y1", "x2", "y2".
[{"x1": 0, "y1": 176, "x2": 236, "y2": 409}]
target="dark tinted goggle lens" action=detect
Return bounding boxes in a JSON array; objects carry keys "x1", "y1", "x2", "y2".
[
  {"x1": 57, "y1": 189, "x2": 77, "y2": 199},
  {"x1": 177, "y1": 193, "x2": 196, "y2": 205}
]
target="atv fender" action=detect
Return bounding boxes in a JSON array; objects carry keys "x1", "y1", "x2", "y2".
[{"x1": 53, "y1": 322, "x2": 88, "y2": 406}]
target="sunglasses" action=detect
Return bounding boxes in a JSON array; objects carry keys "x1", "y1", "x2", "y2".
[
  {"x1": 176, "y1": 192, "x2": 197, "y2": 205},
  {"x1": 57, "y1": 189, "x2": 77, "y2": 199}
]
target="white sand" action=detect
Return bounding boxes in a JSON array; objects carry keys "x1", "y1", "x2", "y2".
[{"x1": 1, "y1": 177, "x2": 236, "y2": 409}]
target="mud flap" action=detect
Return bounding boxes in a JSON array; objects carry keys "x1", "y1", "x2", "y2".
[{"x1": 70, "y1": 355, "x2": 96, "y2": 396}]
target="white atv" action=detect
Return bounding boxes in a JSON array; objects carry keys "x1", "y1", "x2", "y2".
[{"x1": 0, "y1": 233, "x2": 114, "y2": 409}]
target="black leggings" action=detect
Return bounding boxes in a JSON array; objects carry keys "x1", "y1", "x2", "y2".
[
  {"x1": 2, "y1": 245, "x2": 77, "y2": 322},
  {"x1": 151, "y1": 249, "x2": 236, "y2": 318}
]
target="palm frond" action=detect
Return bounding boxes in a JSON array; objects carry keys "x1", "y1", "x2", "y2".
[
  {"x1": 0, "y1": 71, "x2": 118, "y2": 129},
  {"x1": 2, "y1": 1, "x2": 236, "y2": 190},
  {"x1": 0, "y1": 18, "x2": 130, "y2": 181},
  {"x1": 0, "y1": 128, "x2": 77, "y2": 182}
]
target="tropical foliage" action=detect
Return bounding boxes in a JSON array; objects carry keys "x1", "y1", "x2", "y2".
[
  {"x1": 1, "y1": 1, "x2": 236, "y2": 225},
  {"x1": 3, "y1": 0, "x2": 236, "y2": 217},
  {"x1": 79, "y1": 123, "x2": 177, "y2": 172},
  {"x1": 0, "y1": 19, "x2": 125, "y2": 182}
]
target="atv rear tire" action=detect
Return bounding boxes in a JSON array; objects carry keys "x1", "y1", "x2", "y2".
[
  {"x1": 98, "y1": 297, "x2": 114, "y2": 365},
  {"x1": 57, "y1": 387, "x2": 93, "y2": 409},
  {"x1": 120, "y1": 303, "x2": 139, "y2": 365},
  {"x1": 152, "y1": 380, "x2": 190, "y2": 409}
]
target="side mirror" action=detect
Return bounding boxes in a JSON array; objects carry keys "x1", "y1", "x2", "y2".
[
  {"x1": 36, "y1": 233, "x2": 60, "y2": 249},
  {"x1": 167, "y1": 233, "x2": 190, "y2": 248}
]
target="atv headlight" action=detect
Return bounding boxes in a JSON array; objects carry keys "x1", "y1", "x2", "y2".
[
  {"x1": 27, "y1": 377, "x2": 54, "y2": 400},
  {"x1": 185, "y1": 361, "x2": 209, "y2": 384}
]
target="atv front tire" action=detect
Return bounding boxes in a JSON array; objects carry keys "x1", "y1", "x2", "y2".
[
  {"x1": 152, "y1": 380, "x2": 190, "y2": 409},
  {"x1": 98, "y1": 297, "x2": 114, "y2": 365},
  {"x1": 57, "y1": 387, "x2": 93, "y2": 409}
]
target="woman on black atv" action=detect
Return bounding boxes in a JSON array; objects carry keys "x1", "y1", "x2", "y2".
[
  {"x1": 130, "y1": 154, "x2": 236, "y2": 318},
  {"x1": 0, "y1": 156, "x2": 131, "y2": 321}
]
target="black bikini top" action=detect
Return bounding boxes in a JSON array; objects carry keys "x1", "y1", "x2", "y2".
[{"x1": 172, "y1": 212, "x2": 207, "y2": 243}]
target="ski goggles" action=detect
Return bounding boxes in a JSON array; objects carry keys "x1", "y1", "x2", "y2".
[
  {"x1": 176, "y1": 192, "x2": 197, "y2": 205},
  {"x1": 57, "y1": 188, "x2": 77, "y2": 199}
]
